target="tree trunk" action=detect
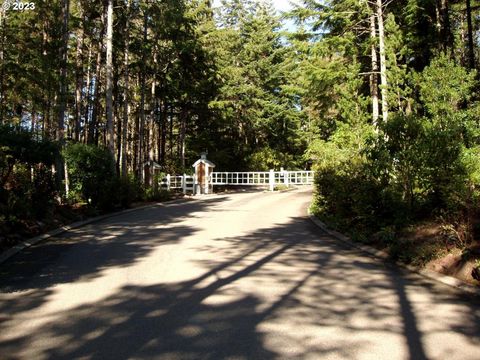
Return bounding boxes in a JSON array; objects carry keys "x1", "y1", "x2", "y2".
[
  {"x1": 149, "y1": 80, "x2": 156, "y2": 163},
  {"x1": 169, "y1": 105, "x2": 174, "y2": 159},
  {"x1": 157, "y1": 113, "x2": 162, "y2": 164},
  {"x1": 44, "y1": 98, "x2": 52, "y2": 139},
  {"x1": 137, "y1": 9, "x2": 148, "y2": 179},
  {"x1": 84, "y1": 45, "x2": 92, "y2": 143},
  {"x1": 88, "y1": 47, "x2": 102, "y2": 144},
  {"x1": 57, "y1": 0, "x2": 69, "y2": 143},
  {"x1": 179, "y1": 108, "x2": 187, "y2": 169},
  {"x1": 31, "y1": 108, "x2": 36, "y2": 134},
  {"x1": 115, "y1": 65, "x2": 121, "y2": 174},
  {"x1": 136, "y1": 83, "x2": 143, "y2": 176},
  {"x1": 56, "y1": 0, "x2": 70, "y2": 197},
  {"x1": 442, "y1": 0, "x2": 453, "y2": 51},
  {"x1": 74, "y1": 7, "x2": 84, "y2": 142},
  {"x1": 160, "y1": 101, "x2": 167, "y2": 165},
  {"x1": 376, "y1": 0, "x2": 388, "y2": 122},
  {"x1": 133, "y1": 95, "x2": 139, "y2": 177},
  {"x1": 42, "y1": 17, "x2": 50, "y2": 138},
  {"x1": 90, "y1": 7, "x2": 107, "y2": 145},
  {"x1": 437, "y1": 0, "x2": 453, "y2": 52},
  {"x1": 105, "y1": 0, "x2": 114, "y2": 155},
  {"x1": 369, "y1": 10, "x2": 379, "y2": 127},
  {"x1": 121, "y1": 0, "x2": 131, "y2": 178},
  {"x1": 466, "y1": 0, "x2": 475, "y2": 68},
  {"x1": 0, "y1": 11, "x2": 5, "y2": 125}
]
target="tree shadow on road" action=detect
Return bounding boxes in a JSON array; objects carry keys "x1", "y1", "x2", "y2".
[
  {"x1": 0, "y1": 197, "x2": 229, "y2": 299},
  {"x1": 0, "y1": 217, "x2": 349, "y2": 359},
  {"x1": 1, "y1": 215, "x2": 479, "y2": 359}
]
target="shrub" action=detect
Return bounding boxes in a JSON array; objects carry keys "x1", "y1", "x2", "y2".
[
  {"x1": 0, "y1": 125, "x2": 58, "y2": 221},
  {"x1": 63, "y1": 143, "x2": 116, "y2": 207},
  {"x1": 314, "y1": 160, "x2": 407, "y2": 235},
  {"x1": 144, "y1": 187, "x2": 171, "y2": 202},
  {"x1": 31, "y1": 166, "x2": 56, "y2": 219},
  {"x1": 247, "y1": 147, "x2": 283, "y2": 170},
  {"x1": 117, "y1": 175, "x2": 143, "y2": 208}
]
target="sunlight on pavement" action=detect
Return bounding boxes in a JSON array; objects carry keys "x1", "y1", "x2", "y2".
[{"x1": 1, "y1": 188, "x2": 480, "y2": 359}]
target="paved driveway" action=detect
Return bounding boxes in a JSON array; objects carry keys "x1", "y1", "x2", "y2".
[{"x1": 0, "y1": 188, "x2": 479, "y2": 359}]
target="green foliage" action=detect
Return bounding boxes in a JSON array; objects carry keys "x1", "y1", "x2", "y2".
[
  {"x1": 314, "y1": 159, "x2": 408, "y2": 234},
  {"x1": 388, "y1": 237, "x2": 443, "y2": 267},
  {"x1": 0, "y1": 125, "x2": 57, "y2": 222},
  {"x1": 309, "y1": 48, "x2": 480, "y2": 265},
  {"x1": 309, "y1": 117, "x2": 407, "y2": 233},
  {"x1": 274, "y1": 184, "x2": 289, "y2": 191},
  {"x1": 63, "y1": 143, "x2": 116, "y2": 209},
  {"x1": 207, "y1": 1, "x2": 306, "y2": 170},
  {"x1": 2, "y1": 164, "x2": 36, "y2": 220},
  {"x1": 375, "y1": 226, "x2": 397, "y2": 245},
  {"x1": 118, "y1": 175, "x2": 144, "y2": 208},
  {"x1": 461, "y1": 146, "x2": 480, "y2": 185},
  {"x1": 247, "y1": 147, "x2": 292, "y2": 170},
  {"x1": 30, "y1": 166, "x2": 57, "y2": 219},
  {"x1": 368, "y1": 110, "x2": 477, "y2": 217},
  {"x1": 418, "y1": 54, "x2": 476, "y2": 121},
  {"x1": 440, "y1": 222, "x2": 471, "y2": 250},
  {"x1": 144, "y1": 188, "x2": 171, "y2": 202},
  {"x1": 0, "y1": 125, "x2": 58, "y2": 187}
]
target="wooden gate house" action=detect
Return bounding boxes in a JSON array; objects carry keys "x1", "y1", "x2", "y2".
[{"x1": 192, "y1": 153, "x2": 216, "y2": 195}]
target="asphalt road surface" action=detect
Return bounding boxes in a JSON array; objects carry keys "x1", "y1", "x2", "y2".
[{"x1": 1, "y1": 188, "x2": 479, "y2": 360}]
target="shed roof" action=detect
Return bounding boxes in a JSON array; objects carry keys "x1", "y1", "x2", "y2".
[{"x1": 192, "y1": 159, "x2": 216, "y2": 168}]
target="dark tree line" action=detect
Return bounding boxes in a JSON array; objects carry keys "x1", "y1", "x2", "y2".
[
  {"x1": 0, "y1": 0, "x2": 306, "y2": 231},
  {"x1": 3, "y1": 0, "x2": 480, "y2": 262},
  {"x1": 292, "y1": 0, "x2": 480, "y2": 261}
]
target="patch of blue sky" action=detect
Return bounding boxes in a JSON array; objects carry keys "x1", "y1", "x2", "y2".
[{"x1": 212, "y1": 0, "x2": 301, "y2": 32}]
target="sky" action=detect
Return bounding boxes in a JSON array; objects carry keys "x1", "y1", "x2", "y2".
[
  {"x1": 212, "y1": 0, "x2": 300, "y2": 31},
  {"x1": 212, "y1": 0, "x2": 298, "y2": 14},
  {"x1": 268, "y1": 0, "x2": 296, "y2": 12}
]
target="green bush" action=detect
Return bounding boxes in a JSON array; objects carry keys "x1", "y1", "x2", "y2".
[
  {"x1": 388, "y1": 238, "x2": 443, "y2": 267},
  {"x1": 4, "y1": 164, "x2": 33, "y2": 220},
  {"x1": 247, "y1": 147, "x2": 283, "y2": 170},
  {"x1": 31, "y1": 166, "x2": 56, "y2": 219},
  {"x1": 117, "y1": 175, "x2": 144, "y2": 208},
  {"x1": 144, "y1": 187, "x2": 171, "y2": 202},
  {"x1": 63, "y1": 143, "x2": 116, "y2": 208},
  {"x1": 314, "y1": 161, "x2": 408, "y2": 235},
  {"x1": 0, "y1": 125, "x2": 58, "y2": 222}
]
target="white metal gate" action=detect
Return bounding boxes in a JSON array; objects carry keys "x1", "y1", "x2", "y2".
[
  {"x1": 160, "y1": 170, "x2": 314, "y2": 194},
  {"x1": 160, "y1": 174, "x2": 196, "y2": 194},
  {"x1": 211, "y1": 170, "x2": 314, "y2": 191}
]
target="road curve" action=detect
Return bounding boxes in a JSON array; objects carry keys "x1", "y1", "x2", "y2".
[{"x1": 0, "y1": 188, "x2": 479, "y2": 359}]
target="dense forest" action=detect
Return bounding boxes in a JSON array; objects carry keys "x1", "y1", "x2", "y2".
[
  {"x1": 0, "y1": 0, "x2": 306, "y2": 174},
  {"x1": 296, "y1": 0, "x2": 480, "y2": 272},
  {"x1": 0, "y1": 0, "x2": 308, "y2": 220},
  {"x1": 2, "y1": 0, "x2": 480, "y2": 273}
]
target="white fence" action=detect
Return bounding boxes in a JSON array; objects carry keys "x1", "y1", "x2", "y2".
[
  {"x1": 211, "y1": 172, "x2": 271, "y2": 185},
  {"x1": 211, "y1": 170, "x2": 314, "y2": 190},
  {"x1": 286, "y1": 171, "x2": 315, "y2": 185},
  {"x1": 160, "y1": 174, "x2": 196, "y2": 194},
  {"x1": 159, "y1": 170, "x2": 314, "y2": 195}
]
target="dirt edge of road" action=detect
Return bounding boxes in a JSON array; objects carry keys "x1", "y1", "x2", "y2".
[{"x1": 308, "y1": 211, "x2": 480, "y2": 297}]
